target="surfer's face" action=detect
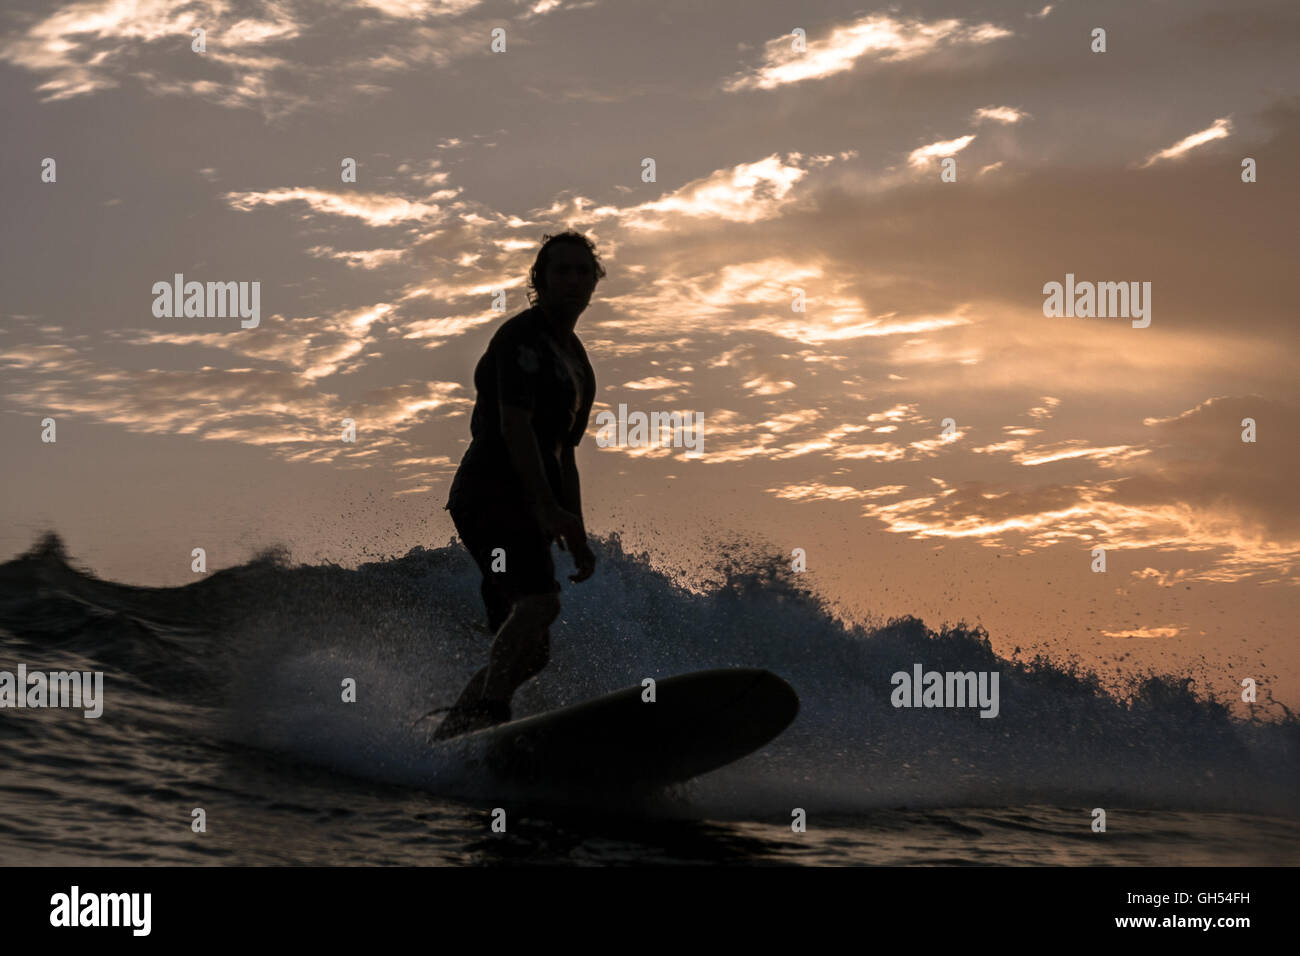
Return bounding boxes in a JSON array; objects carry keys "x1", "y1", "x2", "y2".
[{"x1": 539, "y1": 244, "x2": 597, "y2": 319}]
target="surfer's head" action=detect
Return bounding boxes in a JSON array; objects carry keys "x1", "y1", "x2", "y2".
[{"x1": 527, "y1": 231, "x2": 606, "y2": 317}]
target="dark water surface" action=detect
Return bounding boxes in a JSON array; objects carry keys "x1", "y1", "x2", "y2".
[{"x1": 2, "y1": 533, "x2": 1296, "y2": 866}]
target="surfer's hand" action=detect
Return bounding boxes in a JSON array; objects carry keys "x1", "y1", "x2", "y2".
[
  {"x1": 568, "y1": 538, "x2": 596, "y2": 583},
  {"x1": 533, "y1": 501, "x2": 585, "y2": 552}
]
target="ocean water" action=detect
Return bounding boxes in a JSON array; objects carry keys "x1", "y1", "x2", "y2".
[{"x1": 0, "y1": 531, "x2": 1296, "y2": 866}]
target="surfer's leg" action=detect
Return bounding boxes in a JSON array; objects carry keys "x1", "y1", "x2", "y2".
[
  {"x1": 442, "y1": 580, "x2": 517, "y2": 713},
  {"x1": 432, "y1": 608, "x2": 552, "y2": 739},
  {"x1": 475, "y1": 507, "x2": 562, "y2": 703},
  {"x1": 440, "y1": 624, "x2": 546, "y2": 721},
  {"x1": 482, "y1": 573, "x2": 513, "y2": 634},
  {"x1": 445, "y1": 666, "x2": 489, "y2": 713},
  {"x1": 441, "y1": 501, "x2": 560, "y2": 733},
  {"x1": 516, "y1": 626, "x2": 551, "y2": 683},
  {"x1": 481, "y1": 590, "x2": 560, "y2": 702}
]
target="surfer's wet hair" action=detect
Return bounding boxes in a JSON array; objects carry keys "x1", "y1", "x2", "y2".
[{"x1": 526, "y1": 231, "x2": 607, "y2": 306}]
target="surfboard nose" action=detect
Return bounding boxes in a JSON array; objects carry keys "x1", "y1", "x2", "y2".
[
  {"x1": 649, "y1": 666, "x2": 800, "y2": 758},
  {"x1": 746, "y1": 668, "x2": 800, "y2": 728},
  {"x1": 720, "y1": 667, "x2": 800, "y2": 746}
]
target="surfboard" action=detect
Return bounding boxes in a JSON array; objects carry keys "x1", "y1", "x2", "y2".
[{"x1": 431, "y1": 668, "x2": 798, "y2": 795}]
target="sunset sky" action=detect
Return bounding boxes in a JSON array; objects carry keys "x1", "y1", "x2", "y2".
[{"x1": 2, "y1": 0, "x2": 1296, "y2": 712}]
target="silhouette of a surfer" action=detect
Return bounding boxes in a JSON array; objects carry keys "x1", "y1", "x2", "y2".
[{"x1": 433, "y1": 232, "x2": 602, "y2": 739}]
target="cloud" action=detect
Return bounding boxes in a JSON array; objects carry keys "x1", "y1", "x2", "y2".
[
  {"x1": 0, "y1": 0, "x2": 302, "y2": 106},
  {"x1": 306, "y1": 246, "x2": 410, "y2": 269},
  {"x1": 356, "y1": 0, "x2": 481, "y2": 17},
  {"x1": 1101, "y1": 627, "x2": 1181, "y2": 639},
  {"x1": 117, "y1": 301, "x2": 398, "y2": 380},
  {"x1": 621, "y1": 376, "x2": 686, "y2": 390},
  {"x1": 1011, "y1": 442, "x2": 1150, "y2": 468},
  {"x1": 0, "y1": 0, "x2": 558, "y2": 116},
  {"x1": 1140, "y1": 117, "x2": 1233, "y2": 167},
  {"x1": 771, "y1": 483, "x2": 907, "y2": 503},
  {"x1": 225, "y1": 187, "x2": 456, "y2": 226},
  {"x1": 725, "y1": 13, "x2": 1012, "y2": 91},
  {"x1": 612, "y1": 154, "x2": 815, "y2": 228},
  {"x1": 907, "y1": 135, "x2": 976, "y2": 168},
  {"x1": 797, "y1": 396, "x2": 1300, "y2": 583},
  {"x1": 0, "y1": 326, "x2": 471, "y2": 488},
  {"x1": 972, "y1": 105, "x2": 1029, "y2": 124},
  {"x1": 1028, "y1": 397, "x2": 1061, "y2": 421}
]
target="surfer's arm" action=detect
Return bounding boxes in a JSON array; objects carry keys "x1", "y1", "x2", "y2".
[
  {"x1": 501, "y1": 404, "x2": 560, "y2": 512},
  {"x1": 557, "y1": 444, "x2": 585, "y2": 534}
]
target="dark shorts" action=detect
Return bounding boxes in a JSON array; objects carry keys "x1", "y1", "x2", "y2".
[{"x1": 449, "y1": 501, "x2": 561, "y2": 633}]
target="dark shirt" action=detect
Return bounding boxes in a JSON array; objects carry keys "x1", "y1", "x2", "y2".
[{"x1": 445, "y1": 306, "x2": 596, "y2": 513}]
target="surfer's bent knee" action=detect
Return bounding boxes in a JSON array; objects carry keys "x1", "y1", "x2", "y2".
[{"x1": 513, "y1": 591, "x2": 560, "y2": 625}]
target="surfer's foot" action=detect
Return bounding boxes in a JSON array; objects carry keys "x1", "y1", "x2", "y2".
[{"x1": 431, "y1": 697, "x2": 511, "y2": 740}]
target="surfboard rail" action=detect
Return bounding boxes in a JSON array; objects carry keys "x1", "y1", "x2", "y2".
[{"x1": 433, "y1": 667, "x2": 799, "y2": 794}]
